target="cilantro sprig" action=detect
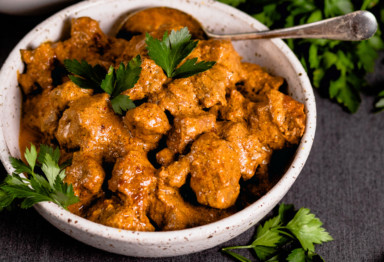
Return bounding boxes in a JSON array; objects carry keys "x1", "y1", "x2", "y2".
[
  {"x1": 64, "y1": 55, "x2": 142, "y2": 115},
  {"x1": 0, "y1": 144, "x2": 78, "y2": 211},
  {"x1": 222, "y1": 204, "x2": 333, "y2": 262},
  {"x1": 145, "y1": 27, "x2": 216, "y2": 78},
  {"x1": 220, "y1": 0, "x2": 384, "y2": 113}
]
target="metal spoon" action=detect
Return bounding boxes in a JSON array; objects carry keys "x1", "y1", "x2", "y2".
[
  {"x1": 115, "y1": 9, "x2": 377, "y2": 41},
  {"x1": 207, "y1": 10, "x2": 378, "y2": 41}
]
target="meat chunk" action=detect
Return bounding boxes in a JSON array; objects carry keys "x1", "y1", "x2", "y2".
[
  {"x1": 149, "y1": 184, "x2": 228, "y2": 231},
  {"x1": 157, "y1": 157, "x2": 190, "y2": 188},
  {"x1": 237, "y1": 63, "x2": 284, "y2": 101},
  {"x1": 151, "y1": 40, "x2": 243, "y2": 112},
  {"x1": 86, "y1": 151, "x2": 156, "y2": 231},
  {"x1": 109, "y1": 150, "x2": 156, "y2": 209},
  {"x1": 220, "y1": 89, "x2": 253, "y2": 122},
  {"x1": 86, "y1": 197, "x2": 155, "y2": 231},
  {"x1": 149, "y1": 158, "x2": 229, "y2": 230},
  {"x1": 65, "y1": 152, "x2": 105, "y2": 214},
  {"x1": 56, "y1": 93, "x2": 134, "y2": 161},
  {"x1": 167, "y1": 112, "x2": 216, "y2": 154},
  {"x1": 19, "y1": 42, "x2": 56, "y2": 94},
  {"x1": 156, "y1": 148, "x2": 174, "y2": 166},
  {"x1": 219, "y1": 121, "x2": 271, "y2": 180},
  {"x1": 248, "y1": 90, "x2": 306, "y2": 149},
  {"x1": 54, "y1": 17, "x2": 109, "y2": 64},
  {"x1": 22, "y1": 81, "x2": 92, "y2": 137},
  {"x1": 188, "y1": 132, "x2": 241, "y2": 209},
  {"x1": 149, "y1": 78, "x2": 201, "y2": 116},
  {"x1": 267, "y1": 89, "x2": 306, "y2": 145},
  {"x1": 187, "y1": 40, "x2": 242, "y2": 108},
  {"x1": 123, "y1": 103, "x2": 171, "y2": 149},
  {"x1": 122, "y1": 58, "x2": 167, "y2": 100}
]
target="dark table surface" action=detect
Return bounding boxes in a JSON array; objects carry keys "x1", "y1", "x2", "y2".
[{"x1": 0, "y1": 7, "x2": 383, "y2": 262}]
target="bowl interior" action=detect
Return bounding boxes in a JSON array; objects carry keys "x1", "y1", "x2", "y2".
[{"x1": 0, "y1": 0, "x2": 316, "y2": 257}]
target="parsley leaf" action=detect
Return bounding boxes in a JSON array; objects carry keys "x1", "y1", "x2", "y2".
[
  {"x1": 286, "y1": 208, "x2": 333, "y2": 252},
  {"x1": 221, "y1": 204, "x2": 332, "y2": 262},
  {"x1": 146, "y1": 27, "x2": 216, "y2": 78},
  {"x1": 64, "y1": 59, "x2": 106, "y2": 90},
  {"x1": 64, "y1": 55, "x2": 142, "y2": 115},
  {"x1": 0, "y1": 144, "x2": 79, "y2": 210},
  {"x1": 173, "y1": 58, "x2": 216, "y2": 79},
  {"x1": 111, "y1": 94, "x2": 136, "y2": 115}
]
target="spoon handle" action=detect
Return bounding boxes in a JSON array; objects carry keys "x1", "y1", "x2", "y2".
[{"x1": 206, "y1": 10, "x2": 378, "y2": 41}]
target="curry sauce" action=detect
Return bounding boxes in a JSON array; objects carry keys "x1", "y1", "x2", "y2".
[{"x1": 18, "y1": 8, "x2": 306, "y2": 231}]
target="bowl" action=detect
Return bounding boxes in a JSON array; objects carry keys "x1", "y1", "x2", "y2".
[{"x1": 0, "y1": 0, "x2": 316, "y2": 257}]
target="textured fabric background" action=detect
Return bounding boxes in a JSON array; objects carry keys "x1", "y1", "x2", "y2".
[{"x1": 0, "y1": 10, "x2": 383, "y2": 262}]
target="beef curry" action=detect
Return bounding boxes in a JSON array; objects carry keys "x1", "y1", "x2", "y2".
[{"x1": 18, "y1": 7, "x2": 306, "y2": 231}]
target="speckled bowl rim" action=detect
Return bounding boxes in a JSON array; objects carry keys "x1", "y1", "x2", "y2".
[{"x1": 0, "y1": 0, "x2": 316, "y2": 256}]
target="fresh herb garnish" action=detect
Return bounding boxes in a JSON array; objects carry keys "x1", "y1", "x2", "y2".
[
  {"x1": 64, "y1": 55, "x2": 142, "y2": 115},
  {"x1": 0, "y1": 144, "x2": 78, "y2": 211},
  {"x1": 64, "y1": 59, "x2": 106, "y2": 90},
  {"x1": 145, "y1": 27, "x2": 216, "y2": 78},
  {"x1": 219, "y1": 0, "x2": 384, "y2": 113},
  {"x1": 222, "y1": 204, "x2": 333, "y2": 262}
]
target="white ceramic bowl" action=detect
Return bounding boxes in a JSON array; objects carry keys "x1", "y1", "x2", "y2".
[{"x1": 0, "y1": 0, "x2": 316, "y2": 257}]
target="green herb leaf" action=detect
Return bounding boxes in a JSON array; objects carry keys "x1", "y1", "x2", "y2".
[
  {"x1": 146, "y1": 27, "x2": 215, "y2": 78},
  {"x1": 286, "y1": 248, "x2": 307, "y2": 262},
  {"x1": 64, "y1": 59, "x2": 106, "y2": 90},
  {"x1": 65, "y1": 55, "x2": 141, "y2": 115},
  {"x1": 9, "y1": 157, "x2": 32, "y2": 175},
  {"x1": 100, "y1": 66, "x2": 115, "y2": 95},
  {"x1": 254, "y1": 246, "x2": 278, "y2": 261},
  {"x1": 286, "y1": 208, "x2": 334, "y2": 252},
  {"x1": 173, "y1": 58, "x2": 216, "y2": 79},
  {"x1": 222, "y1": 249, "x2": 252, "y2": 262},
  {"x1": 111, "y1": 94, "x2": 136, "y2": 115},
  {"x1": 0, "y1": 144, "x2": 79, "y2": 210},
  {"x1": 113, "y1": 55, "x2": 142, "y2": 97},
  {"x1": 221, "y1": 204, "x2": 332, "y2": 261}
]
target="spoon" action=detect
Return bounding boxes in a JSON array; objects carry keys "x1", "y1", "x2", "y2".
[{"x1": 115, "y1": 9, "x2": 377, "y2": 41}]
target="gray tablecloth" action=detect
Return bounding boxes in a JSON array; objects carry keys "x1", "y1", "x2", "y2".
[{"x1": 0, "y1": 10, "x2": 383, "y2": 262}]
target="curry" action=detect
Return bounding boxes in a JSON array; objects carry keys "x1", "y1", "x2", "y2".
[{"x1": 18, "y1": 7, "x2": 306, "y2": 231}]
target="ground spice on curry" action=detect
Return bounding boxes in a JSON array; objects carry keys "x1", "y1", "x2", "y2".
[{"x1": 18, "y1": 8, "x2": 306, "y2": 231}]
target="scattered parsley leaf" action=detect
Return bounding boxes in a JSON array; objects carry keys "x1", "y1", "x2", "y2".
[
  {"x1": 145, "y1": 27, "x2": 215, "y2": 78},
  {"x1": 64, "y1": 55, "x2": 141, "y2": 115},
  {"x1": 222, "y1": 249, "x2": 251, "y2": 262},
  {"x1": 286, "y1": 208, "x2": 334, "y2": 252},
  {"x1": 222, "y1": 204, "x2": 332, "y2": 262},
  {"x1": 286, "y1": 248, "x2": 307, "y2": 262},
  {"x1": 0, "y1": 144, "x2": 79, "y2": 210}
]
